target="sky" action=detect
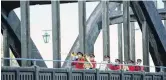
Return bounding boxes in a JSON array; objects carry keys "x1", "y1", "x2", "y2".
[{"x1": 12, "y1": 1, "x2": 165, "y2": 71}]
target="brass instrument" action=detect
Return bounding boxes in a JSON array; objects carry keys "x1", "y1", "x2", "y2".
[{"x1": 84, "y1": 54, "x2": 93, "y2": 68}]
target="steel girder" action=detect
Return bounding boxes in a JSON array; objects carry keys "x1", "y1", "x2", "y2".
[
  {"x1": 109, "y1": 9, "x2": 166, "y2": 24},
  {"x1": 1, "y1": 1, "x2": 120, "y2": 14},
  {"x1": 1, "y1": 8, "x2": 47, "y2": 67},
  {"x1": 63, "y1": 2, "x2": 166, "y2": 67},
  {"x1": 1, "y1": 1, "x2": 81, "y2": 14},
  {"x1": 1, "y1": 18, "x2": 21, "y2": 65},
  {"x1": 102, "y1": 1, "x2": 110, "y2": 60},
  {"x1": 130, "y1": 1, "x2": 166, "y2": 67},
  {"x1": 62, "y1": 2, "x2": 120, "y2": 67},
  {"x1": 51, "y1": 1, "x2": 61, "y2": 68}
]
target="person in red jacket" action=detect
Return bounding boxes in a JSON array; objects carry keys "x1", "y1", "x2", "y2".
[
  {"x1": 72, "y1": 52, "x2": 85, "y2": 69},
  {"x1": 110, "y1": 59, "x2": 121, "y2": 71},
  {"x1": 135, "y1": 59, "x2": 144, "y2": 71},
  {"x1": 128, "y1": 60, "x2": 135, "y2": 71},
  {"x1": 89, "y1": 54, "x2": 96, "y2": 69}
]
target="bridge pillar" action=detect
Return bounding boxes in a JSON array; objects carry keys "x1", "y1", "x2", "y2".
[
  {"x1": 51, "y1": 1, "x2": 61, "y2": 68},
  {"x1": 118, "y1": 4, "x2": 123, "y2": 62},
  {"x1": 102, "y1": 0, "x2": 110, "y2": 60},
  {"x1": 163, "y1": 0, "x2": 166, "y2": 72},
  {"x1": 130, "y1": 22, "x2": 135, "y2": 62},
  {"x1": 78, "y1": 0, "x2": 86, "y2": 54},
  {"x1": 3, "y1": 29, "x2": 10, "y2": 66},
  {"x1": 20, "y1": 1, "x2": 31, "y2": 66},
  {"x1": 142, "y1": 21, "x2": 150, "y2": 72},
  {"x1": 123, "y1": 1, "x2": 130, "y2": 61}
]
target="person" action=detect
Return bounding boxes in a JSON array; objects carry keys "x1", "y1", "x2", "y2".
[
  {"x1": 72, "y1": 52, "x2": 85, "y2": 69},
  {"x1": 99, "y1": 55, "x2": 110, "y2": 71},
  {"x1": 135, "y1": 59, "x2": 144, "y2": 71},
  {"x1": 84, "y1": 54, "x2": 92, "y2": 69},
  {"x1": 89, "y1": 54, "x2": 96, "y2": 69},
  {"x1": 122, "y1": 61, "x2": 129, "y2": 71},
  {"x1": 70, "y1": 52, "x2": 78, "y2": 68},
  {"x1": 110, "y1": 59, "x2": 121, "y2": 71},
  {"x1": 66, "y1": 52, "x2": 77, "y2": 68},
  {"x1": 71, "y1": 52, "x2": 78, "y2": 61},
  {"x1": 128, "y1": 60, "x2": 135, "y2": 71}
]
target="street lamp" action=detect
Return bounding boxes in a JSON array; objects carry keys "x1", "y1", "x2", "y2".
[{"x1": 42, "y1": 30, "x2": 51, "y2": 43}]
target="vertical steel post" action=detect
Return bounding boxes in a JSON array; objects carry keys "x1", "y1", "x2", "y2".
[
  {"x1": 154, "y1": 1, "x2": 157, "y2": 8},
  {"x1": 51, "y1": 1, "x2": 61, "y2": 68},
  {"x1": 35, "y1": 66, "x2": 39, "y2": 80},
  {"x1": 164, "y1": 1, "x2": 166, "y2": 8},
  {"x1": 118, "y1": 4, "x2": 123, "y2": 62},
  {"x1": 123, "y1": 1, "x2": 130, "y2": 61},
  {"x1": 20, "y1": 1, "x2": 31, "y2": 66},
  {"x1": 3, "y1": 29, "x2": 10, "y2": 66},
  {"x1": 142, "y1": 21, "x2": 150, "y2": 72},
  {"x1": 102, "y1": 0, "x2": 110, "y2": 60},
  {"x1": 78, "y1": 0, "x2": 86, "y2": 54},
  {"x1": 163, "y1": 1, "x2": 166, "y2": 28},
  {"x1": 130, "y1": 22, "x2": 135, "y2": 62}
]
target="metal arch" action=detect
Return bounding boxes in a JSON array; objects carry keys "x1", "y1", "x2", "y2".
[
  {"x1": 62, "y1": 2, "x2": 120, "y2": 67},
  {"x1": 63, "y1": 3, "x2": 166, "y2": 67}
]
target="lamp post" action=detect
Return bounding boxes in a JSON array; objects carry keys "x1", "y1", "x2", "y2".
[{"x1": 42, "y1": 30, "x2": 51, "y2": 43}]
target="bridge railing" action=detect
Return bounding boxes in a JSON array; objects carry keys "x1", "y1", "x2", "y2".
[
  {"x1": 1, "y1": 66, "x2": 166, "y2": 80},
  {"x1": 1, "y1": 57, "x2": 166, "y2": 72}
]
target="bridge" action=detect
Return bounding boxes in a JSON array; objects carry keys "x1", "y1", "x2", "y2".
[{"x1": 1, "y1": 0, "x2": 166, "y2": 80}]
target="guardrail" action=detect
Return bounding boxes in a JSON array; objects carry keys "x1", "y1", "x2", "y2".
[
  {"x1": 1, "y1": 66, "x2": 166, "y2": 80},
  {"x1": 1, "y1": 58, "x2": 166, "y2": 72}
]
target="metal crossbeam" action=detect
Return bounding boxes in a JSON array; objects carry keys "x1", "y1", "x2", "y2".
[{"x1": 109, "y1": 9, "x2": 166, "y2": 25}]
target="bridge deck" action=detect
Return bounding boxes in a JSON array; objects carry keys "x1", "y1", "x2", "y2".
[{"x1": 1, "y1": 66, "x2": 166, "y2": 80}]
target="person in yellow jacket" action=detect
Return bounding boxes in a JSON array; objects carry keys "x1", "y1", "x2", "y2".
[{"x1": 66, "y1": 52, "x2": 78, "y2": 68}]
